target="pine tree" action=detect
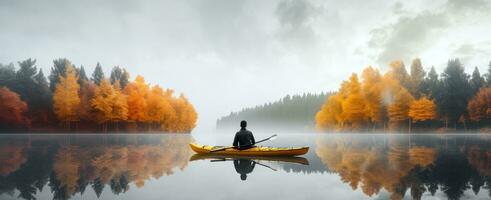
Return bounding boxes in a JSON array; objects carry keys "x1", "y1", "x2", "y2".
[
  {"x1": 49, "y1": 58, "x2": 72, "y2": 91},
  {"x1": 0, "y1": 63, "x2": 16, "y2": 88},
  {"x1": 470, "y1": 67, "x2": 485, "y2": 96},
  {"x1": 110, "y1": 66, "x2": 129, "y2": 88},
  {"x1": 53, "y1": 66, "x2": 80, "y2": 128},
  {"x1": 13, "y1": 59, "x2": 38, "y2": 106},
  {"x1": 439, "y1": 59, "x2": 471, "y2": 128},
  {"x1": 485, "y1": 62, "x2": 491, "y2": 86},
  {"x1": 91, "y1": 62, "x2": 105, "y2": 85},
  {"x1": 409, "y1": 58, "x2": 425, "y2": 98},
  {"x1": 77, "y1": 65, "x2": 88, "y2": 86}
]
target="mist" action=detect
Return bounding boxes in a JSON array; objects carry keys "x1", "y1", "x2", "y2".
[{"x1": 1, "y1": 0, "x2": 491, "y2": 132}]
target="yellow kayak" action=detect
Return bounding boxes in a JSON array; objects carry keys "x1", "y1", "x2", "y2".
[{"x1": 189, "y1": 143, "x2": 309, "y2": 156}]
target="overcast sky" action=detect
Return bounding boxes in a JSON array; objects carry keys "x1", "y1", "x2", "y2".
[{"x1": 1, "y1": 0, "x2": 491, "y2": 132}]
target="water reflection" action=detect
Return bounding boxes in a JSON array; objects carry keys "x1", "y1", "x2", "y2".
[
  {"x1": 2, "y1": 134, "x2": 491, "y2": 200},
  {"x1": 0, "y1": 134, "x2": 193, "y2": 200},
  {"x1": 315, "y1": 135, "x2": 491, "y2": 200},
  {"x1": 190, "y1": 154, "x2": 309, "y2": 181}
]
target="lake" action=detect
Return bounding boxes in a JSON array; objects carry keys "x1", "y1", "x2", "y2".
[{"x1": 1, "y1": 133, "x2": 491, "y2": 200}]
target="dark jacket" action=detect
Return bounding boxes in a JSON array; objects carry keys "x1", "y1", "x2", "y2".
[{"x1": 233, "y1": 128, "x2": 255, "y2": 148}]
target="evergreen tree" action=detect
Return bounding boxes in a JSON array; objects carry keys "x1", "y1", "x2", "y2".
[
  {"x1": 78, "y1": 65, "x2": 89, "y2": 86},
  {"x1": 438, "y1": 59, "x2": 471, "y2": 128},
  {"x1": 13, "y1": 59, "x2": 37, "y2": 104},
  {"x1": 421, "y1": 66, "x2": 441, "y2": 99},
  {"x1": 91, "y1": 62, "x2": 105, "y2": 85},
  {"x1": 409, "y1": 58, "x2": 426, "y2": 98},
  {"x1": 0, "y1": 63, "x2": 16, "y2": 88},
  {"x1": 470, "y1": 67, "x2": 485, "y2": 96},
  {"x1": 49, "y1": 58, "x2": 72, "y2": 91},
  {"x1": 486, "y1": 61, "x2": 491, "y2": 86},
  {"x1": 110, "y1": 66, "x2": 130, "y2": 88}
]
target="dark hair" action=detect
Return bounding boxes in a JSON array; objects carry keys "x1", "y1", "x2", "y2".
[
  {"x1": 240, "y1": 120, "x2": 247, "y2": 128},
  {"x1": 240, "y1": 174, "x2": 247, "y2": 181}
]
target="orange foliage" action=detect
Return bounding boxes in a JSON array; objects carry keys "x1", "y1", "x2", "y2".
[
  {"x1": 409, "y1": 96, "x2": 436, "y2": 122},
  {"x1": 468, "y1": 87, "x2": 491, "y2": 122},
  {"x1": 0, "y1": 87, "x2": 29, "y2": 127},
  {"x1": 124, "y1": 75, "x2": 149, "y2": 122}
]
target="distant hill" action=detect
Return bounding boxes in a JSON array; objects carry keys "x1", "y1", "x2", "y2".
[{"x1": 216, "y1": 92, "x2": 332, "y2": 132}]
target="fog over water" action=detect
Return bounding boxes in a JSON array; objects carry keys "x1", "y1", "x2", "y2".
[{"x1": 1, "y1": 0, "x2": 491, "y2": 132}]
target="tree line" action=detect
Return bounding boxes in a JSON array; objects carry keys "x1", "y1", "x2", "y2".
[
  {"x1": 0, "y1": 58, "x2": 197, "y2": 133},
  {"x1": 316, "y1": 58, "x2": 491, "y2": 132},
  {"x1": 216, "y1": 93, "x2": 332, "y2": 132}
]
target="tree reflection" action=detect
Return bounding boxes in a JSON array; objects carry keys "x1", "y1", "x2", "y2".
[
  {"x1": 316, "y1": 135, "x2": 491, "y2": 200},
  {"x1": 0, "y1": 135, "x2": 193, "y2": 200}
]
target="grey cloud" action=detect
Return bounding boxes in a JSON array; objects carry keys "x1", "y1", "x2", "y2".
[{"x1": 368, "y1": 0, "x2": 490, "y2": 65}]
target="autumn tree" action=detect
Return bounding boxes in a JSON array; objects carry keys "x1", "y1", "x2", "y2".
[
  {"x1": 91, "y1": 79, "x2": 114, "y2": 131},
  {"x1": 146, "y1": 86, "x2": 176, "y2": 130},
  {"x1": 78, "y1": 81, "x2": 97, "y2": 123},
  {"x1": 385, "y1": 76, "x2": 414, "y2": 130},
  {"x1": 0, "y1": 87, "x2": 29, "y2": 129},
  {"x1": 341, "y1": 73, "x2": 368, "y2": 129},
  {"x1": 125, "y1": 75, "x2": 149, "y2": 124},
  {"x1": 409, "y1": 96, "x2": 437, "y2": 124},
  {"x1": 362, "y1": 67, "x2": 385, "y2": 128},
  {"x1": 111, "y1": 82, "x2": 128, "y2": 126},
  {"x1": 92, "y1": 62, "x2": 105, "y2": 85},
  {"x1": 467, "y1": 87, "x2": 491, "y2": 124},
  {"x1": 387, "y1": 60, "x2": 410, "y2": 89},
  {"x1": 168, "y1": 94, "x2": 197, "y2": 133},
  {"x1": 53, "y1": 66, "x2": 80, "y2": 128}
]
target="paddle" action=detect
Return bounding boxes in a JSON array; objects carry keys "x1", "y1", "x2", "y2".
[{"x1": 209, "y1": 134, "x2": 277, "y2": 153}]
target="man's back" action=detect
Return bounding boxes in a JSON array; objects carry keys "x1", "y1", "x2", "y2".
[{"x1": 233, "y1": 129, "x2": 255, "y2": 148}]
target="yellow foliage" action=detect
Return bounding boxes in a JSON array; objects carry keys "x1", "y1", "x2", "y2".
[
  {"x1": 124, "y1": 75, "x2": 149, "y2": 122},
  {"x1": 53, "y1": 66, "x2": 80, "y2": 122},
  {"x1": 409, "y1": 96, "x2": 436, "y2": 122}
]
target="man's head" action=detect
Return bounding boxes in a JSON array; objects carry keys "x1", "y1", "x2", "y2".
[{"x1": 240, "y1": 120, "x2": 247, "y2": 128}]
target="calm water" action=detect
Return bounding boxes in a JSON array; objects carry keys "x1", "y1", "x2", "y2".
[{"x1": 1, "y1": 133, "x2": 491, "y2": 200}]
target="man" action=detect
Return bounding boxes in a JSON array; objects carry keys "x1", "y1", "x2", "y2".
[{"x1": 232, "y1": 120, "x2": 255, "y2": 149}]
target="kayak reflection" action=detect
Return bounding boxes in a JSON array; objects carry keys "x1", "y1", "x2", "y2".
[{"x1": 190, "y1": 154, "x2": 309, "y2": 181}]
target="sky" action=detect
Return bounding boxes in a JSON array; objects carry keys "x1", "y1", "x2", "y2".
[{"x1": 1, "y1": 0, "x2": 491, "y2": 132}]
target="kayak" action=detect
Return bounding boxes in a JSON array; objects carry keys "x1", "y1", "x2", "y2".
[
  {"x1": 189, "y1": 154, "x2": 309, "y2": 165},
  {"x1": 189, "y1": 143, "x2": 309, "y2": 156}
]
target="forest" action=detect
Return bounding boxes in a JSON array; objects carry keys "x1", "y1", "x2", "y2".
[
  {"x1": 216, "y1": 93, "x2": 332, "y2": 132},
  {"x1": 316, "y1": 58, "x2": 491, "y2": 133},
  {"x1": 0, "y1": 58, "x2": 197, "y2": 133}
]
